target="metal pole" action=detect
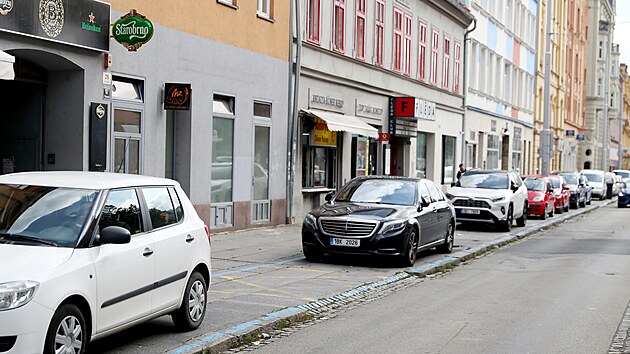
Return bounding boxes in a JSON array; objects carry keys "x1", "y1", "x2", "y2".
[
  {"x1": 620, "y1": 70, "x2": 625, "y2": 168},
  {"x1": 461, "y1": 19, "x2": 476, "y2": 170},
  {"x1": 286, "y1": 0, "x2": 302, "y2": 224},
  {"x1": 541, "y1": 0, "x2": 553, "y2": 176},
  {"x1": 602, "y1": 29, "x2": 611, "y2": 171}
]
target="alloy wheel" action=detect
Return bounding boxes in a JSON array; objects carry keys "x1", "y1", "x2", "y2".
[
  {"x1": 54, "y1": 315, "x2": 83, "y2": 354},
  {"x1": 188, "y1": 280, "x2": 206, "y2": 322}
]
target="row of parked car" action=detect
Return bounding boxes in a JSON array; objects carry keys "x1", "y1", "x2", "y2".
[{"x1": 301, "y1": 169, "x2": 630, "y2": 268}]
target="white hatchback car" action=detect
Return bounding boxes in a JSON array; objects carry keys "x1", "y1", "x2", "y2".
[{"x1": 0, "y1": 172, "x2": 211, "y2": 354}]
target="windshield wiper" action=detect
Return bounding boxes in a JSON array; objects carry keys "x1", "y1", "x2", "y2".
[{"x1": 0, "y1": 233, "x2": 59, "y2": 247}]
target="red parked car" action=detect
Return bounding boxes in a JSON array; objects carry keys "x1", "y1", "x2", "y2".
[
  {"x1": 523, "y1": 176, "x2": 556, "y2": 219},
  {"x1": 549, "y1": 174, "x2": 570, "y2": 213}
]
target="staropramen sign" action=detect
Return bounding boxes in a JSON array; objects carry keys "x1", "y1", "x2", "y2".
[{"x1": 112, "y1": 9, "x2": 153, "y2": 52}]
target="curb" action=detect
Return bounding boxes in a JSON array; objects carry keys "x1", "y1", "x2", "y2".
[{"x1": 168, "y1": 199, "x2": 615, "y2": 354}]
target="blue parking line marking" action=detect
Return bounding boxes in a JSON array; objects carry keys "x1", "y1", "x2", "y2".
[{"x1": 212, "y1": 256, "x2": 305, "y2": 278}]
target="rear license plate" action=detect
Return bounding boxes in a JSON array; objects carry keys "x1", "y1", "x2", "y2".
[
  {"x1": 461, "y1": 209, "x2": 481, "y2": 215},
  {"x1": 330, "y1": 238, "x2": 360, "y2": 247}
]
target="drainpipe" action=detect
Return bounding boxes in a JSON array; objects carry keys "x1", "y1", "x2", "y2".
[
  {"x1": 461, "y1": 19, "x2": 477, "y2": 170},
  {"x1": 286, "y1": 0, "x2": 302, "y2": 224}
]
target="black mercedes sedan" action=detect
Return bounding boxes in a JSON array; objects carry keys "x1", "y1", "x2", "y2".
[{"x1": 302, "y1": 176, "x2": 456, "y2": 266}]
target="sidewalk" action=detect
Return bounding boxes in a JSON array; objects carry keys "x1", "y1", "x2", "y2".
[{"x1": 109, "y1": 199, "x2": 614, "y2": 354}]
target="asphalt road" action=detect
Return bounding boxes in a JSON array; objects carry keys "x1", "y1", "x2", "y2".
[
  {"x1": 252, "y1": 204, "x2": 630, "y2": 354},
  {"x1": 88, "y1": 199, "x2": 614, "y2": 353}
]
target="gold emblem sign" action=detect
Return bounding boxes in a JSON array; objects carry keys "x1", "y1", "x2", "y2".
[{"x1": 39, "y1": 0, "x2": 64, "y2": 38}]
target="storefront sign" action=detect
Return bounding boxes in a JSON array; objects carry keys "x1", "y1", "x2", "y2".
[
  {"x1": 389, "y1": 97, "x2": 418, "y2": 138},
  {"x1": 89, "y1": 102, "x2": 108, "y2": 172},
  {"x1": 113, "y1": 9, "x2": 154, "y2": 52},
  {"x1": 0, "y1": 0, "x2": 109, "y2": 51},
  {"x1": 415, "y1": 99, "x2": 436, "y2": 121},
  {"x1": 378, "y1": 133, "x2": 390, "y2": 142},
  {"x1": 394, "y1": 97, "x2": 415, "y2": 117},
  {"x1": 311, "y1": 117, "x2": 337, "y2": 147},
  {"x1": 356, "y1": 102, "x2": 384, "y2": 118},
  {"x1": 164, "y1": 83, "x2": 192, "y2": 111},
  {"x1": 577, "y1": 134, "x2": 585, "y2": 141},
  {"x1": 566, "y1": 130, "x2": 575, "y2": 137},
  {"x1": 309, "y1": 90, "x2": 344, "y2": 113}
]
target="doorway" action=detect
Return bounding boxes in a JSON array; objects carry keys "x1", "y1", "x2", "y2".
[{"x1": 501, "y1": 135, "x2": 510, "y2": 170}]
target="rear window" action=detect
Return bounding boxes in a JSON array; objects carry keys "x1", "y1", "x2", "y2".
[
  {"x1": 582, "y1": 173, "x2": 603, "y2": 183},
  {"x1": 549, "y1": 177, "x2": 561, "y2": 188},
  {"x1": 459, "y1": 173, "x2": 509, "y2": 189}
]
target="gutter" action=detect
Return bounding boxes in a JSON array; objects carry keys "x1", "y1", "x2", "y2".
[
  {"x1": 286, "y1": 0, "x2": 302, "y2": 224},
  {"x1": 461, "y1": 18, "x2": 477, "y2": 169}
]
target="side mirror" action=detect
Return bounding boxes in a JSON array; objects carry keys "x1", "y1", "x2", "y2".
[
  {"x1": 562, "y1": 185, "x2": 570, "y2": 191},
  {"x1": 511, "y1": 182, "x2": 518, "y2": 192},
  {"x1": 324, "y1": 192, "x2": 334, "y2": 202},
  {"x1": 99, "y1": 226, "x2": 131, "y2": 245}
]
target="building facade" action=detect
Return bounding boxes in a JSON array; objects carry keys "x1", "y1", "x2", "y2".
[
  {"x1": 533, "y1": 0, "x2": 567, "y2": 173},
  {"x1": 582, "y1": 0, "x2": 615, "y2": 170},
  {"x1": 463, "y1": 0, "x2": 537, "y2": 175},
  {"x1": 289, "y1": 0, "x2": 473, "y2": 221},
  {"x1": 0, "y1": 0, "x2": 291, "y2": 231},
  {"x1": 563, "y1": 0, "x2": 589, "y2": 171}
]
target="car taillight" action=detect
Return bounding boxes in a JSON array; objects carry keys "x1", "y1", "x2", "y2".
[{"x1": 204, "y1": 224, "x2": 211, "y2": 245}]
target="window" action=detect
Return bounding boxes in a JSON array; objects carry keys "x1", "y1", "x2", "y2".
[
  {"x1": 453, "y1": 41, "x2": 461, "y2": 93},
  {"x1": 333, "y1": 0, "x2": 345, "y2": 52},
  {"x1": 393, "y1": 7, "x2": 403, "y2": 72},
  {"x1": 495, "y1": 55, "x2": 501, "y2": 97},
  {"x1": 168, "y1": 187, "x2": 184, "y2": 221},
  {"x1": 479, "y1": 47, "x2": 486, "y2": 93},
  {"x1": 352, "y1": 136, "x2": 370, "y2": 177},
  {"x1": 442, "y1": 135, "x2": 456, "y2": 184},
  {"x1": 504, "y1": 62, "x2": 511, "y2": 101},
  {"x1": 418, "y1": 182, "x2": 431, "y2": 206},
  {"x1": 374, "y1": 0, "x2": 384, "y2": 66},
  {"x1": 403, "y1": 14, "x2": 412, "y2": 76},
  {"x1": 217, "y1": 0, "x2": 237, "y2": 7},
  {"x1": 487, "y1": 134, "x2": 500, "y2": 169},
  {"x1": 597, "y1": 78, "x2": 602, "y2": 96},
  {"x1": 416, "y1": 132, "x2": 427, "y2": 178},
  {"x1": 142, "y1": 187, "x2": 179, "y2": 229},
  {"x1": 306, "y1": 0, "x2": 321, "y2": 43},
  {"x1": 112, "y1": 76, "x2": 144, "y2": 175},
  {"x1": 512, "y1": 127, "x2": 522, "y2": 171},
  {"x1": 442, "y1": 35, "x2": 450, "y2": 89},
  {"x1": 254, "y1": 101, "x2": 272, "y2": 118},
  {"x1": 599, "y1": 41, "x2": 603, "y2": 60},
  {"x1": 355, "y1": 0, "x2": 366, "y2": 60},
  {"x1": 99, "y1": 189, "x2": 143, "y2": 235},
  {"x1": 430, "y1": 28, "x2": 439, "y2": 85},
  {"x1": 506, "y1": 0, "x2": 512, "y2": 30},
  {"x1": 427, "y1": 182, "x2": 445, "y2": 202},
  {"x1": 257, "y1": 0, "x2": 271, "y2": 18},
  {"x1": 418, "y1": 20, "x2": 427, "y2": 82},
  {"x1": 212, "y1": 95, "x2": 235, "y2": 204},
  {"x1": 470, "y1": 42, "x2": 478, "y2": 89},
  {"x1": 303, "y1": 146, "x2": 337, "y2": 188}
]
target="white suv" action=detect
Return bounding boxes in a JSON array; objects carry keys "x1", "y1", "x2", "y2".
[
  {"x1": 446, "y1": 170, "x2": 528, "y2": 231},
  {"x1": 0, "y1": 172, "x2": 211, "y2": 354}
]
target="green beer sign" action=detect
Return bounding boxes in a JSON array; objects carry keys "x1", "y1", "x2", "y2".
[{"x1": 112, "y1": 9, "x2": 153, "y2": 51}]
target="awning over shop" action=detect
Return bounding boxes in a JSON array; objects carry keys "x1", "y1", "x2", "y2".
[
  {"x1": 0, "y1": 50, "x2": 15, "y2": 80},
  {"x1": 301, "y1": 109, "x2": 379, "y2": 138}
]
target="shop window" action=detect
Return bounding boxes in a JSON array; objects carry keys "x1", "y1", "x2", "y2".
[
  {"x1": 211, "y1": 113, "x2": 234, "y2": 204},
  {"x1": 416, "y1": 132, "x2": 427, "y2": 178},
  {"x1": 442, "y1": 135, "x2": 456, "y2": 185},
  {"x1": 487, "y1": 134, "x2": 500, "y2": 170},
  {"x1": 307, "y1": 0, "x2": 321, "y2": 44},
  {"x1": 351, "y1": 136, "x2": 373, "y2": 178},
  {"x1": 112, "y1": 76, "x2": 144, "y2": 175},
  {"x1": 374, "y1": 0, "x2": 384, "y2": 66}
]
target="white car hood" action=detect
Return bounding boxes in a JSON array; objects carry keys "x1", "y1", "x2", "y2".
[
  {"x1": 0, "y1": 244, "x2": 74, "y2": 282},
  {"x1": 589, "y1": 182, "x2": 604, "y2": 189},
  {"x1": 449, "y1": 187, "x2": 509, "y2": 200}
]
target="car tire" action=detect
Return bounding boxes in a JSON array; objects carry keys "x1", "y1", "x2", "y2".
[
  {"x1": 541, "y1": 207, "x2": 547, "y2": 220},
  {"x1": 437, "y1": 221, "x2": 454, "y2": 254},
  {"x1": 500, "y1": 205, "x2": 513, "y2": 232},
  {"x1": 303, "y1": 247, "x2": 323, "y2": 262},
  {"x1": 44, "y1": 304, "x2": 87, "y2": 354},
  {"x1": 400, "y1": 228, "x2": 418, "y2": 267},
  {"x1": 172, "y1": 271, "x2": 207, "y2": 331},
  {"x1": 516, "y1": 204, "x2": 527, "y2": 227}
]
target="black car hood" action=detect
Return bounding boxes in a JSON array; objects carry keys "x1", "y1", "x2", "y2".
[{"x1": 313, "y1": 202, "x2": 406, "y2": 220}]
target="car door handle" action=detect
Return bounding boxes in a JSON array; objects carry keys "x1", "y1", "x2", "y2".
[
  {"x1": 186, "y1": 234, "x2": 194, "y2": 243},
  {"x1": 143, "y1": 248, "x2": 154, "y2": 257}
]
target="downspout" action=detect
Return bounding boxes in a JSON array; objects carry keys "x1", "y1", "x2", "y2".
[
  {"x1": 461, "y1": 18, "x2": 477, "y2": 170},
  {"x1": 286, "y1": 0, "x2": 302, "y2": 224}
]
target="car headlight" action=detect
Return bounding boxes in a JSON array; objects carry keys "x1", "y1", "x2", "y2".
[
  {"x1": 0, "y1": 281, "x2": 39, "y2": 311},
  {"x1": 533, "y1": 196, "x2": 544, "y2": 202},
  {"x1": 303, "y1": 214, "x2": 317, "y2": 229},
  {"x1": 490, "y1": 196, "x2": 505, "y2": 203},
  {"x1": 380, "y1": 220, "x2": 407, "y2": 234}
]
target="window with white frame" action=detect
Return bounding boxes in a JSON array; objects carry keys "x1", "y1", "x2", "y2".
[
  {"x1": 218, "y1": 0, "x2": 237, "y2": 7},
  {"x1": 479, "y1": 47, "x2": 486, "y2": 93},
  {"x1": 453, "y1": 41, "x2": 461, "y2": 93},
  {"x1": 599, "y1": 41, "x2": 603, "y2": 60},
  {"x1": 332, "y1": 0, "x2": 345, "y2": 52},
  {"x1": 506, "y1": 0, "x2": 512, "y2": 30},
  {"x1": 512, "y1": 127, "x2": 522, "y2": 171},
  {"x1": 112, "y1": 76, "x2": 144, "y2": 175},
  {"x1": 597, "y1": 78, "x2": 602, "y2": 96},
  {"x1": 487, "y1": 134, "x2": 500, "y2": 169},
  {"x1": 403, "y1": 13, "x2": 412, "y2": 76},
  {"x1": 355, "y1": 0, "x2": 366, "y2": 60},
  {"x1": 504, "y1": 62, "x2": 511, "y2": 101},
  {"x1": 212, "y1": 95, "x2": 235, "y2": 206},
  {"x1": 393, "y1": 7, "x2": 403, "y2": 72},
  {"x1": 470, "y1": 41, "x2": 478, "y2": 90},
  {"x1": 442, "y1": 35, "x2": 450, "y2": 89},
  {"x1": 487, "y1": 52, "x2": 495, "y2": 95},
  {"x1": 374, "y1": 0, "x2": 385, "y2": 66},
  {"x1": 306, "y1": 0, "x2": 321, "y2": 43},
  {"x1": 257, "y1": 0, "x2": 271, "y2": 18},
  {"x1": 430, "y1": 28, "x2": 439, "y2": 85},
  {"x1": 495, "y1": 55, "x2": 501, "y2": 98}
]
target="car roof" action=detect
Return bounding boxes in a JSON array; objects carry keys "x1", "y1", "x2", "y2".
[
  {"x1": 0, "y1": 171, "x2": 180, "y2": 190},
  {"x1": 463, "y1": 169, "x2": 511, "y2": 175},
  {"x1": 522, "y1": 175, "x2": 547, "y2": 179},
  {"x1": 354, "y1": 175, "x2": 421, "y2": 183}
]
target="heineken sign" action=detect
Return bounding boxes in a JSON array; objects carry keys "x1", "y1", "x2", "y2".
[{"x1": 113, "y1": 9, "x2": 154, "y2": 52}]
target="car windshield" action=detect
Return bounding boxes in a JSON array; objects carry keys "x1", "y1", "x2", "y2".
[
  {"x1": 582, "y1": 173, "x2": 602, "y2": 183},
  {"x1": 0, "y1": 184, "x2": 99, "y2": 247},
  {"x1": 524, "y1": 178, "x2": 545, "y2": 191},
  {"x1": 616, "y1": 171, "x2": 630, "y2": 179},
  {"x1": 458, "y1": 173, "x2": 509, "y2": 189},
  {"x1": 334, "y1": 179, "x2": 416, "y2": 206},
  {"x1": 560, "y1": 174, "x2": 577, "y2": 184},
  {"x1": 549, "y1": 177, "x2": 561, "y2": 188}
]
